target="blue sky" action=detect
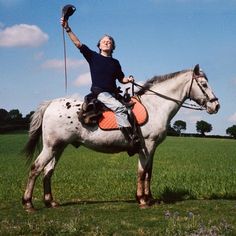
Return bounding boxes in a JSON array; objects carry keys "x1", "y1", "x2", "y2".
[{"x1": 0, "y1": 0, "x2": 236, "y2": 135}]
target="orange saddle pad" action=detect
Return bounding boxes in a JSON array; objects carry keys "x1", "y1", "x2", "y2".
[{"x1": 98, "y1": 97, "x2": 148, "y2": 130}]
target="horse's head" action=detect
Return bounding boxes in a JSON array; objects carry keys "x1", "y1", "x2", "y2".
[{"x1": 188, "y1": 64, "x2": 220, "y2": 114}]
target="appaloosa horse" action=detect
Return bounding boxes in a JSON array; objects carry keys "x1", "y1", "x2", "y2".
[{"x1": 22, "y1": 64, "x2": 219, "y2": 211}]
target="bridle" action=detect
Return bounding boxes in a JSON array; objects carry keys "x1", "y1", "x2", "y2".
[
  {"x1": 132, "y1": 71, "x2": 218, "y2": 111},
  {"x1": 188, "y1": 72, "x2": 219, "y2": 104}
]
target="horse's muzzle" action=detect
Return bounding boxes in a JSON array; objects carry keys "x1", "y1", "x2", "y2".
[{"x1": 206, "y1": 99, "x2": 220, "y2": 114}]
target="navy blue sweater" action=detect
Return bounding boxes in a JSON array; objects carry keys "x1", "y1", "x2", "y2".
[{"x1": 79, "y1": 44, "x2": 124, "y2": 94}]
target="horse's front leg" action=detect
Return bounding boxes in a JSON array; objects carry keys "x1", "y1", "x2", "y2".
[
  {"x1": 136, "y1": 153, "x2": 154, "y2": 208},
  {"x1": 144, "y1": 161, "x2": 155, "y2": 204}
]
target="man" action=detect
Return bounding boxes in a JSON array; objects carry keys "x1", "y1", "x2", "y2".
[{"x1": 61, "y1": 17, "x2": 140, "y2": 154}]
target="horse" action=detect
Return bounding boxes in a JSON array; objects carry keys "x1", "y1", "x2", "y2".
[{"x1": 22, "y1": 64, "x2": 220, "y2": 211}]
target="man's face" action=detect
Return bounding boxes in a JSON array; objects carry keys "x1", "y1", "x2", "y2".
[{"x1": 99, "y1": 36, "x2": 113, "y2": 53}]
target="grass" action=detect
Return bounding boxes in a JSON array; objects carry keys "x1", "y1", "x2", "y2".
[{"x1": 0, "y1": 133, "x2": 236, "y2": 235}]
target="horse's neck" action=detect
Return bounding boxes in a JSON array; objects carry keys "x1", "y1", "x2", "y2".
[
  {"x1": 156, "y1": 73, "x2": 190, "y2": 102},
  {"x1": 141, "y1": 72, "x2": 191, "y2": 122}
]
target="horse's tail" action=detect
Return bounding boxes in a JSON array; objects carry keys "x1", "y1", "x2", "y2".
[{"x1": 22, "y1": 101, "x2": 51, "y2": 164}]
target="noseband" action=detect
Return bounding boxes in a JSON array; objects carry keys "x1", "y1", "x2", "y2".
[{"x1": 188, "y1": 73, "x2": 218, "y2": 104}]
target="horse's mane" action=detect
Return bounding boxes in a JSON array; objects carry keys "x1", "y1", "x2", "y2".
[{"x1": 136, "y1": 69, "x2": 191, "y2": 95}]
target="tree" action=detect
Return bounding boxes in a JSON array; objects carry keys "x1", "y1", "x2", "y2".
[
  {"x1": 167, "y1": 123, "x2": 178, "y2": 136},
  {"x1": 196, "y1": 120, "x2": 212, "y2": 136},
  {"x1": 0, "y1": 109, "x2": 9, "y2": 123},
  {"x1": 8, "y1": 109, "x2": 22, "y2": 120},
  {"x1": 226, "y1": 125, "x2": 236, "y2": 139},
  {"x1": 25, "y1": 111, "x2": 34, "y2": 122},
  {"x1": 173, "y1": 120, "x2": 186, "y2": 135},
  {"x1": 0, "y1": 108, "x2": 30, "y2": 133}
]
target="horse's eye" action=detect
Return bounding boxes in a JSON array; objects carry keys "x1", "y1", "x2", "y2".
[{"x1": 201, "y1": 82, "x2": 208, "y2": 88}]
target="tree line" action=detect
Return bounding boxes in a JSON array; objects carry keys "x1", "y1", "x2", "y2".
[
  {"x1": 170, "y1": 120, "x2": 236, "y2": 139},
  {"x1": 0, "y1": 108, "x2": 236, "y2": 138},
  {"x1": 0, "y1": 108, "x2": 33, "y2": 133}
]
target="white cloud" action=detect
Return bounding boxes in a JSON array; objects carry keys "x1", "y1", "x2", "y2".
[
  {"x1": 42, "y1": 58, "x2": 87, "y2": 70},
  {"x1": 74, "y1": 73, "x2": 91, "y2": 87},
  {"x1": 228, "y1": 112, "x2": 236, "y2": 123},
  {"x1": 0, "y1": 22, "x2": 4, "y2": 29},
  {"x1": 0, "y1": 24, "x2": 48, "y2": 47}
]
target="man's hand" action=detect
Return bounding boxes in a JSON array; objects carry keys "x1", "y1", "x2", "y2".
[
  {"x1": 128, "y1": 75, "x2": 134, "y2": 83},
  {"x1": 60, "y1": 17, "x2": 69, "y2": 29},
  {"x1": 121, "y1": 75, "x2": 135, "y2": 84}
]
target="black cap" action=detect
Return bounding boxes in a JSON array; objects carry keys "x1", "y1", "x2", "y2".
[{"x1": 62, "y1": 4, "x2": 76, "y2": 20}]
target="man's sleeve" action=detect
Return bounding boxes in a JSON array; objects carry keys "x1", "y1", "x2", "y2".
[
  {"x1": 79, "y1": 44, "x2": 93, "y2": 62},
  {"x1": 116, "y1": 61, "x2": 125, "y2": 82}
]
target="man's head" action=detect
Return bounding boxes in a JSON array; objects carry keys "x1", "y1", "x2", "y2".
[{"x1": 97, "y1": 35, "x2": 116, "y2": 56}]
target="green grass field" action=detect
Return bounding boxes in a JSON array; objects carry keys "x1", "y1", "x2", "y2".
[{"x1": 0, "y1": 133, "x2": 236, "y2": 235}]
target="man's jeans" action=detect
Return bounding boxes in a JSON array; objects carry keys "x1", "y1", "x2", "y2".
[{"x1": 97, "y1": 92, "x2": 131, "y2": 128}]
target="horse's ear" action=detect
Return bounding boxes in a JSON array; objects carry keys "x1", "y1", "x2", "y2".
[{"x1": 193, "y1": 64, "x2": 200, "y2": 75}]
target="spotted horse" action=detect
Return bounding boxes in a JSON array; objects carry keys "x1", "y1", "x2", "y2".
[{"x1": 22, "y1": 65, "x2": 220, "y2": 211}]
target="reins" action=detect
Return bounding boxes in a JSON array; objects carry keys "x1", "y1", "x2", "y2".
[{"x1": 132, "y1": 80, "x2": 206, "y2": 111}]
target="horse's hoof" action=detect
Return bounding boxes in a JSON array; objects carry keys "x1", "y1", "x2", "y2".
[
  {"x1": 25, "y1": 206, "x2": 36, "y2": 213},
  {"x1": 23, "y1": 202, "x2": 36, "y2": 212},
  {"x1": 51, "y1": 201, "x2": 60, "y2": 208},
  {"x1": 138, "y1": 198, "x2": 151, "y2": 209},
  {"x1": 139, "y1": 203, "x2": 150, "y2": 209},
  {"x1": 45, "y1": 200, "x2": 60, "y2": 208},
  {"x1": 22, "y1": 197, "x2": 36, "y2": 212}
]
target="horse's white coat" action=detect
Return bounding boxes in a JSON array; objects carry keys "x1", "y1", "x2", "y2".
[{"x1": 22, "y1": 66, "x2": 220, "y2": 210}]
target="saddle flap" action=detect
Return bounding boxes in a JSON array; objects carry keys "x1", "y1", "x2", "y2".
[
  {"x1": 131, "y1": 97, "x2": 148, "y2": 125},
  {"x1": 99, "y1": 97, "x2": 148, "y2": 130}
]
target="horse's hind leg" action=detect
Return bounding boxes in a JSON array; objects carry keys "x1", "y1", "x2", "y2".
[
  {"x1": 22, "y1": 146, "x2": 55, "y2": 212},
  {"x1": 43, "y1": 158, "x2": 58, "y2": 208},
  {"x1": 43, "y1": 147, "x2": 65, "y2": 208}
]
